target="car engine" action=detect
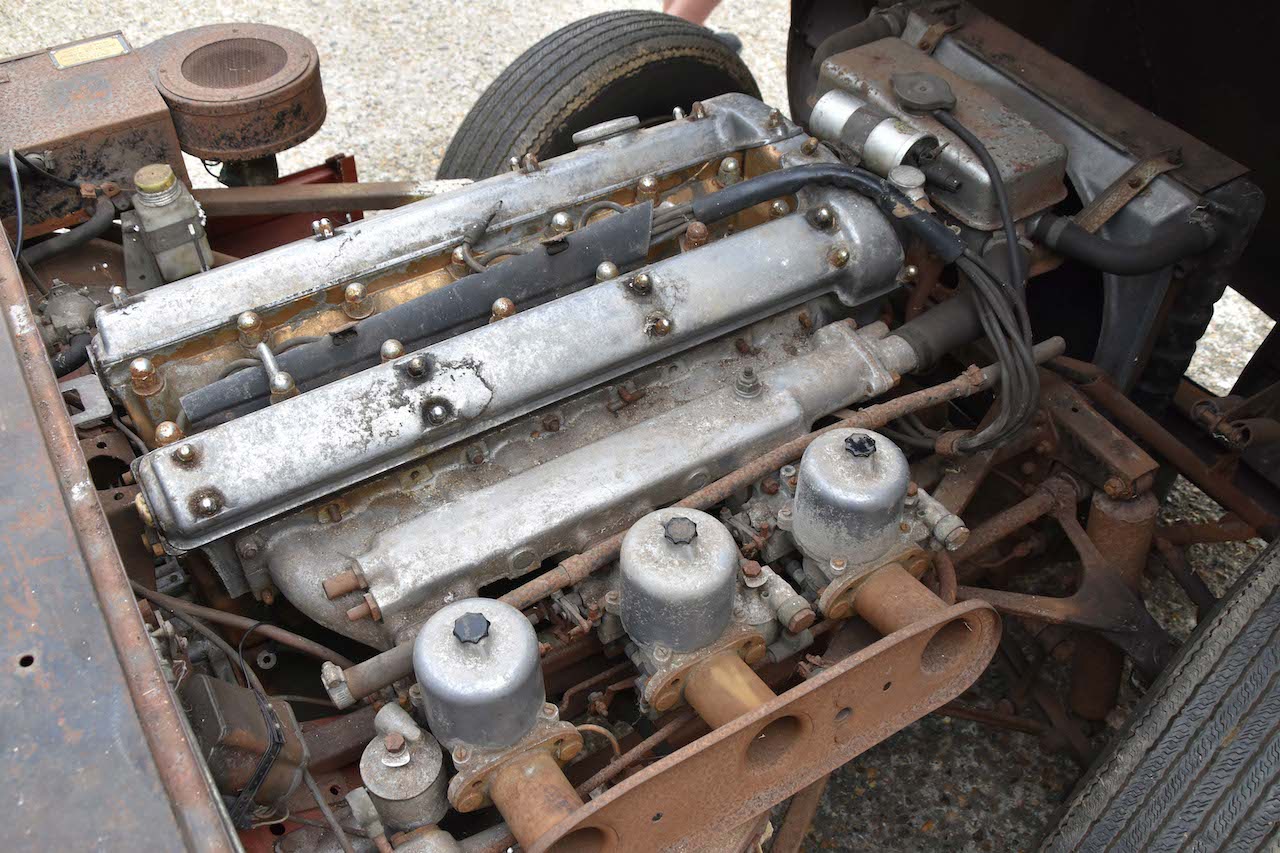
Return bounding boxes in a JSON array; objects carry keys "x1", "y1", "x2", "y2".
[{"x1": 1, "y1": 3, "x2": 1272, "y2": 852}]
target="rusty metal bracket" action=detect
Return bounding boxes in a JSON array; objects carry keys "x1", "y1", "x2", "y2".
[
  {"x1": 527, "y1": 599, "x2": 1000, "y2": 853},
  {"x1": 958, "y1": 504, "x2": 1175, "y2": 678},
  {"x1": 1042, "y1": 373, "x2": 1159, "y2": 498},
  {"x1": 1073, "y1": 150, "x2": 1184, "y2": 234}
]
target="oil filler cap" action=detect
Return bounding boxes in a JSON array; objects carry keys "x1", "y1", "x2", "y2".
[
  {"x1": 452, "y1": 612, "x2": 490, "y2": 644},
  {"x1": 663, "y1": 516, "x2": 699, "y2": 545}
]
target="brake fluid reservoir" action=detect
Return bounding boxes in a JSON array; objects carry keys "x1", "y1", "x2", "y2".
[
  {"x1": 791, "y1": 428, "x2": 909, "y2": 565},
  {"x1": 133, "y1": 163, "x2": 213, "y2": 282}
]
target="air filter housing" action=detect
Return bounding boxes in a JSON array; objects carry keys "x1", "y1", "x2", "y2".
[{"x1": 143, "y1": 23, "x2": 325, "y2": 160}]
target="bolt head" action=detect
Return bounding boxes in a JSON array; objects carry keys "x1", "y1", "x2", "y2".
[
  {"x1": 830, "y1": 246, "x2": 850, "y2": 267},
  {"x1": 236, "y1": 311, "x2": 261, "y2": 333},
  {"x1": 405, "y1": 355, "x2": 429, "y2": 378},
  {"x1": 595, "y1": 261, "x2": 619, "y2": 282},
  {"x1": 129, "y1": 357, "x2": 155, "y2": 380},
  {"x1": 686, "y1": 221, "x2": 709, "y2": 242},
  {"x1": 844, "y1": 433, "x2": 877, "y2": 457},
  {"x1": 645, "y1": 313, "x2": 673, "y2": 336},
  {"x1": 801, "y1": 137, "x2": 819, "y2": 155},
  {"x1": 490, "y1": 296, "x2": 516, "y2": 319},
  {"x1": 551, "y1": 211, "x2": 573, "y2": 232},
  {"x1": 719, "y1": 158, "x2": 740, "y2": 175},
  {"x1": 269, "y1": 372, "x2": 295, "y2": 395},
  {"x1": 663, "y1": 516, "x2": 698, "y2": 545},
  {"x1": 770, "y1": 199, "x2": 790, "y2": 218},
  {"x1": 172, "y1": 443, "x2": 198, "y2": 465},
  {"x1": 452, "y1": 612, "x2": 490, "y2": 644},
  {"x1": 344, "y1": 282, "x2": 366, "y2": 303},
  {"x1": 195, "y1": 493, "x2": 221, "y2": 516},
  {"x1": 450, "y1": 246, "x2": 467, "y2": 265},
  {"x1": 629, "y1": 272, "x2": 652, "y2": 294},
  {"x1": 153, "y1": 421, "x2": 182, "y2": 446},
  {"x1": 425, "y1": 402, "x2": 450, "y2": 425},
  {"x1": 380, "y1": 339, "x2": 405, "y2": 361},
  {"x1": 638, "y1": 174, "x2": 658, "y2": 192},
  {"x1": 384, "y1": 732, "x2": 406, "y2": 754},
  {"x1": 812, "y1": 207, "x2": 835, "y2": 229}
]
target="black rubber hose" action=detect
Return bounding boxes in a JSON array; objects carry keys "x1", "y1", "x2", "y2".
[
  {"x1": 1031, "y1": 212, "x2": 1216, "y2": 276},
  {"x1": 52, "y1": 333, "x2": 91, "y2": 377},
  {"x1": 888, "y1": 293, "x2": 984, "y2": 369},
  {"x1": 22, "y1": 195, "x2": 116, "y2": 268},
  {"x1": 810, "y1": 10, "x2": 905, "y2": 74},
  {"x1": 690, "y1": 163, "x2": 966, "y2": 262}
]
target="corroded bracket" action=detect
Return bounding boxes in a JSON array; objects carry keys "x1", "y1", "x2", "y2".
[{"x1": 529, "y1": 599, "x2": 1000, "y2": 853}]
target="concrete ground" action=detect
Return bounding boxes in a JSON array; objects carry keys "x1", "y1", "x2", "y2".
[{"x1": 2, "y1": 4, "x2": 1271, "y2": 850}]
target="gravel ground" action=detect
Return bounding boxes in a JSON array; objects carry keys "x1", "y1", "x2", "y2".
[{"x1": 2, "y1": 6, "x2": 1272, "y2": 852}]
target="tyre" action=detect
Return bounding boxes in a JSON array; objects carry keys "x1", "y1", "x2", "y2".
[
  {"x1": 1041, "y1": 540, "x2": 1280, "y2": 852},
  {"x1": 437, "y1": 11, "x2": 760, "y2": 180}
]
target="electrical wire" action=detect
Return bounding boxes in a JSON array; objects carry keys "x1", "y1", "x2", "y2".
[
  {"x1": 12, "y1": 150, "x2": 81, "y2": 189},
  {"x1": 7, "y1": 150, "x2": 24, "y2": 259}
]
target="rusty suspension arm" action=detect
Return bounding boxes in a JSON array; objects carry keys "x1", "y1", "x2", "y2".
[{"x1": 323, "y1": 336, "x2": 1066, "y2": 708}]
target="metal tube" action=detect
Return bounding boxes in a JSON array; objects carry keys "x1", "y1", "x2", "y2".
[
  {"x1": 1069, "y1": 492, "x2": 1157, "y2": 720},
  {"x1": 853, "y1": 564, "x2": 947, "y2": 636},
  {"x1": 684, "y1": 652, "x2": 778, "y2": 728},
  {"x1": 192, "y1": 180, "x2": 469, "y2": 217},
  {"x1": 1058, "y1": 361, "x2": 1279, "y2": 536},
  {"x1": 487, "y1": 751, "x2": 584, "y2": 851}
]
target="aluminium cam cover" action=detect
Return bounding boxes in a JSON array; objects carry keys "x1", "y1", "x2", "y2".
[{"x1": 134, "y1": 185, "x2": 905, "y2": 552}]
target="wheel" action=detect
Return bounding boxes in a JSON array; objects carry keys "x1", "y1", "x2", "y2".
[
  {"x1": 437, "y1": 10, "x2": 760, "y2": 180},
  {"x1": 1041, "y1": 539, "x2": 1280, "y2": 852}
]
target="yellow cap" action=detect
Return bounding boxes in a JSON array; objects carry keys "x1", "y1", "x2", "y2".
[{"x1": 134, "y1": 163, "x2": 177, "y2": 194}]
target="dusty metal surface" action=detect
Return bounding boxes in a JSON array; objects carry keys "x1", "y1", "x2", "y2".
[
  {"x1": 527, "y1": 599, "x2": 999, "y2": 853},
  {"x1": 0, "y1": 241, "x2": 233, "y2": 849},
  {"x1": 0, "y1": 35, "x2": 188, "y2": 228}
]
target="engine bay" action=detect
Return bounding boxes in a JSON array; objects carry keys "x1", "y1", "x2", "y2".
[{"x1": 1, "y1": 3, "x2": 1273, "y2": 851}]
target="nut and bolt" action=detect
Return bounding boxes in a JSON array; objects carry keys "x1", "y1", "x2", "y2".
[
  {"x1": 236, "y1": 538, "x2": 261, "y2": 560},
  {"x1": 402, "y1": 355, "x2": 430, "y2": 379},
  {"x1": 741, "y1": 560, "x2": 762, "y2": 578},
  {"x1": 550, "y1": 211, "x2": 573, "y2": 233},
  {"x1": 761, "y1": 478, "x2": 780, "y2": 495},
  {"x1": 769, "y1": 199, "x2": 791, "y2": 218},
  {"x1": 595, "y1": 261, "x2": 619, "y2": 282},
  {"x1": 830, "y1": 558, "x2": 847, "y2": 574},
  {"x1": 346, "y1": 593, "x2": 382, "y2": 622},
  {"x1": 829, "y1": 246, "x2": 850, "y2": 267},
  {"x1": 449, "y1": 246, "x2": 469, "y2": 276},
  {"x1": 268, "y1": 371, "x2": 297, "y2": 400},
  {"x1": 900, "y1": 264, "x2": 920, "y2": 282},
  {"x1": 541, "y1": 414, "x2": 561, "y2": 432},
  {"x1": 684, "y1": 220, "x2": 709, "y2": 248},
  {"x1": 323, "y1": 564, "x2": 368, "y2": 600},
  {"x1": 236, "y1": 311, "x2": 264, "y2": 348},
  {"x1": 342, "y1": 282, "x2": 372, "y2": 319},
  {"x1": 195, "y1": 492, "x2": 222, "y2": 517},
  {"x1": 735, "y1": 366, "x2": 763, "y2": 398},
  {"x1": 645, "y1": 312, "x2": 673, "y2": 337},
  {"x1": 129, "y1": 357, "x2": 163, "y2": 396},
  {"x1": 490, "y1": 296, "x2": 516, "y2": 322},
  {"x1": 690, "y1": 102, "x2": 707, "y2": 120},
  {"x1": 1103, "y1": 477, "x2": 1129, "y2": 499},
  {"x1": 801, "y1": 137, "x2": 820, "y2": 155},
  {"x1": 452, "y1": 745, "x2": 471, "y2": 764},
  {"x1": 672, "y1": 106, "x2": 686, "y2": 120},
  {"x1": 311, "y1": 218, "x2": 334, "y2": 239},
  {"x1": 627, "y1": 272, "x2": 653, "y2": 295},
  {"x1": 384, "y1": 732, "x2": 406, "y2": 755},
  {"x1": 465, "y1": 444, "x2": 486, "y2": 465},
  {"x1": 716, "y1": 157, "x2": 741, "y2": 186},
  {"x1": 109, "y1": 285, "x2": 128, "y2": 309},
  {"x1": 172, "y1": 443, "x2": 198, "y2": 466},
  {"x1": 521, "y1": 152, "x2": 540, "y2": 173},
  {"x1": 652, "y1": 644, "x2": 672, "y2": 663},
  {"x1": 153, "y1": 421, "x2": 184, "y2": 446},
  {"x1": 810, "y1": 206, "x2": 835, "y2": 230},
  {"x1": 425, "y1": 401, "x2": 450, "y2": 425},
  {"x1": 637, "y1": 174, "x2": 659, "y2": 200},
  {"x1": 380, "y1": 339, "x2": 405, "y2": 362}
]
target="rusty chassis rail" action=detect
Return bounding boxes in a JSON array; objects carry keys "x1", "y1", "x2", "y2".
[{"x1": 0, "y1": 243, "x2": 235, "y2": 847}]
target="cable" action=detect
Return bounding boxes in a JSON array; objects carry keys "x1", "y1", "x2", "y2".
[
  {"x1": 931, "y1": 110, "x2": 1024, "y2": 288},
  {"x1": 128, "y1": 581, "x2": 356, "y2": 668},
  {"x1": 12, "y1": 150, "x2": 81, "y2": 189},
  {"x1": 304, "y1": 769, "x2": 356, "y2": 853},
  {"x1": 7, "y1": 151, "x2": 24, "y2": 259},
  {"x1": 577, "y1": 199, "x2": 627, "y2": 229}
]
